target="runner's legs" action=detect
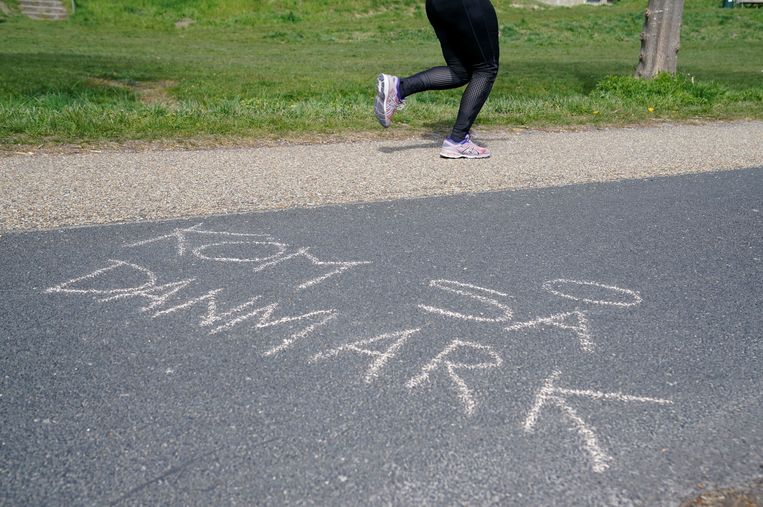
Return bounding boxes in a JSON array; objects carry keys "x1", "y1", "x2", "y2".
[{"x1": 399, "y1": 0, "x2": 499, "y2": 142}]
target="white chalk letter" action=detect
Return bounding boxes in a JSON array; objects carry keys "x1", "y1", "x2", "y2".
[
  {"x1": 311, "y1": 328, "x2": 420, "y2": 383},
  {"x1": 261, "y1": 307, "x2": 338, "y2": 357},
  {"x1": 407, "y1": 339, "x2": 503, "y2": 416},
  {"x1": 192, "y1": 240, "x2": 288, "y2": 264},
  {"x1": 523, "y1": 370, "x2": 672, "y2": 473},
  {"x1": 505, "y1": 310, "x2": 594, "y2": 352},
  {"x1": 542, "y1": 279, "x2": 642, "y2": 307},
  {"x1": 98, "y1": 278, "x2": 196, "y2": 311},
  {"x1": 154, "y1": 288, "x2": 337, "y2": 354},
  {"x1": 45, "y1": 260, "x2": 157, "y2": 297},
  {"x1": 252, "y1": 247, "x2": 372, "y2": 290},
  {"x1": 418, "y1": 279, "x2": 513, "y2": 322},
  {"x1": 153, "y1": 287, "x2": 265, "y2": 334},
  {"x1": 124, "y1": 223, "x2": 272, "y2": 257}
]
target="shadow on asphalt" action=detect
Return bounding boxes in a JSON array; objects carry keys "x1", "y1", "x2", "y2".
[
  {"x1": 377, "y1": 142, "x2": 440, "y2": 153},
  {"x1": 377, "y1": 136, "x2": 513, "y2": 153}
]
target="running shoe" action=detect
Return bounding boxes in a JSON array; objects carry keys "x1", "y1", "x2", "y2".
[
  {"x1": 375, "y1": 73, "x2": 405, "y2": 128},
  {"x1": 440, "y1": 134, "x2": 491, "y2": 159}
]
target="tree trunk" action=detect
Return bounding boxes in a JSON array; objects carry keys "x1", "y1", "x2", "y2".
[{"x1": 635, "y1": 0, "x2": 685, "y2": 79}]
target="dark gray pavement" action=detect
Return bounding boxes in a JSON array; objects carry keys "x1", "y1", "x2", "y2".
[{"x1": 1, "y1": 168, "x2": 761, "y2": 505}]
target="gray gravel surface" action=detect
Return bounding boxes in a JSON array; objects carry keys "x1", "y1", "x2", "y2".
[
  {"x1": 1, "y1": 121, "x2": 762, "y2": 232},
  {"x1": 1, "y1": 167, "x2": 761, "y2": 506}
]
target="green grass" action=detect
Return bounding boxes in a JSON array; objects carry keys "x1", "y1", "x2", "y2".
[{"x1": 1, "y1": 0, "x2": 762, "y2": 146}]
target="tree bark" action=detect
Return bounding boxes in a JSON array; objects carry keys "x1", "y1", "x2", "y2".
[{"x1": 635, "y1": 0, "x2": 685, "y2": 79}]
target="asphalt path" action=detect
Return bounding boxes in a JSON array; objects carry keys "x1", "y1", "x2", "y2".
[{"x1": 1, "y1": 168, "x2": 761, "y2": 505}]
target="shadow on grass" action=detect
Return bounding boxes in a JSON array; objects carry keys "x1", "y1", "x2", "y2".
[
  {"x1": 0, "y1": 52, "x2": 167, "y2": 96},
  {"x1": 502, "y1": 58, "x2": 763, "y2": 95},
  {"x1": 497, "y1": 59, "x2": 632, "y2": 97}
]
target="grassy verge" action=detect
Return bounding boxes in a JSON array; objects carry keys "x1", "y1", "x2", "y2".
[{"x1": 0, "y1": 0, "x2": 761, "y2": 147}]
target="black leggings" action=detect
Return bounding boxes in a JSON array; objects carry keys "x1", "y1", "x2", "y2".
[{"x1": 400, "y1": 0, "x2": 500, "y2": 142}]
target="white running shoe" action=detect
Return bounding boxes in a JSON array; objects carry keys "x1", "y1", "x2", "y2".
[
  {"x1": 440, "y1": 134, "x2": 491, "y2": 159},
  {"x1": 374, "y1": 73, "x2": 405, "y2": 128}
]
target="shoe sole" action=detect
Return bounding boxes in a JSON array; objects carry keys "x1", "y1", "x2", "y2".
[
  {"x1": 374, "y1": 74, "x2": 390, "y2": 128},
  {"x1": 440, "y1": 150, "x2": 491, "y2": 159}
]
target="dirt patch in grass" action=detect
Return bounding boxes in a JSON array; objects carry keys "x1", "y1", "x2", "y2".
[
  {"x1": 0, "y1": 1, "x2": 12, "y2": 16},
  {"x1": 86, "y1": 77, "x2": 179, "y2": 107},
  {"x1": 174, "y1": 17, "x2": 194, "y2": 29},
  {"x1": 682, "y1": 480, "x2": 762, "y2": 507}
]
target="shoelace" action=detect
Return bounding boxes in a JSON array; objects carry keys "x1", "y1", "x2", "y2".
[{"x1": 387, "y1": 95, "x2": 405, "y2": 114}]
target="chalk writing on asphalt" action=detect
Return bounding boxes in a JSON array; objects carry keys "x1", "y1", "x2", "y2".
[
  {"x1": 44, "y1": 223, "x2": 673, "y2": 474},
  {"x1": 524, "y1": 370, "x2": 672, "y2": 472},
  {"x1": 406, "y1": 339, "x2": 504, "y2": 416},
  {"x1": 311, "y1": 328, "x2": 421, "y2": 384},
  {"x1": 124, "y1": 223, "x2": 371, "y2": 290}
]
